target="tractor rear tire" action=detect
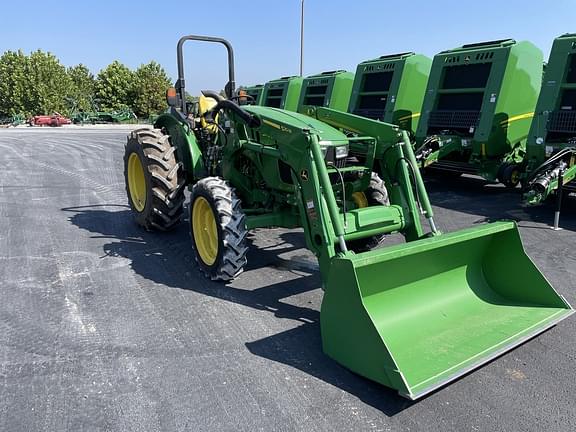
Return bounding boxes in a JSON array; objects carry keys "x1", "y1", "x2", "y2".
[
  {"x1": 124, "y1": 128, "x2": 185, "y2": 231},
  {"x1": 190, "y1": 177, "x2": 248, "y2": 281},
  {"x1": 349, "y1": 173, "x2": 390, "y2": 252}
]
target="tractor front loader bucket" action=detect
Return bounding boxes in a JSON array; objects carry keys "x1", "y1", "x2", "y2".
[{"x1": 321, "y1": 221, "x2": 573, "y2": 400}]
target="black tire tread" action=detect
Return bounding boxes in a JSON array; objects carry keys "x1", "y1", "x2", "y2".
[
  {"x1": 124, "y1": 128, "x2": 185, "y2": 231},
  {"x1": 349, "y1": 173, "x2": 390, "y2": 252},
  {"x1": 190, "y1": 177, "x2": 248, "y2": 281}
]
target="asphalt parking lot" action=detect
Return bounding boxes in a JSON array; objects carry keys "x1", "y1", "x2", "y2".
[{"x1": 0, "y1": 127, "x2": 575, "y2": 432}]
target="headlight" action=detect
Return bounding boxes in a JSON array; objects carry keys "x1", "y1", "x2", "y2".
[
  {"x1": 319, "y1": 140, "x2": 330, "y2": 158},
  {"x1": 335, "y1": 145, "x2": 349, "y2": 159}
]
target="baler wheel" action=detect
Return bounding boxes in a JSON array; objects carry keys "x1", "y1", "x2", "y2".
[
  {"x1": 190, "y1": 177, "x2": 248, "y2": 281},
  {"x1": 500, "y1": 163, "x2": 521, "y2": 189},
  {"x1": 123, "y1": 128, "x2": 185, "y2": 230}
]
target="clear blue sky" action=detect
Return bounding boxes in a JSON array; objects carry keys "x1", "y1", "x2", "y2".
[{"x1": 1, "y1": 0, "x2": 575, "y2": 94}]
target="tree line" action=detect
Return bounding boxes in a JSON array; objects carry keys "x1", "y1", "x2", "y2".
[{"x1": 0, "y1": 50, "x2": 173, "y2": 119}]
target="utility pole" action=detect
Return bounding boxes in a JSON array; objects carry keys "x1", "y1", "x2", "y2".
[{"x1": 300, "y1": 0, "x2": 304, "y2": 76}]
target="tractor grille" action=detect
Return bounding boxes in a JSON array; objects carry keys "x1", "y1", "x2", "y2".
[
  {"x1": 334, "y1": 158, "x2": 347, "y2": 168},
  {"x1": 428, "y1": 110, "x2": 481, "y2": 130},
  {"x1": 548, "y1": 110, "x2": 576, "y2": 133}
]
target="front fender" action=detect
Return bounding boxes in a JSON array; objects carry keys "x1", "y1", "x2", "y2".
[{"x1": 154, "y1": 113, "x2": 203, "y2": 182}]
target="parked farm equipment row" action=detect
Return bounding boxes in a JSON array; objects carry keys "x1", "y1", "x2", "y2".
[
  {"x1": 70, "y1": 107, "x2": 137, "y2": 125},
  {"x1": 244, "y1": 34, "x2": 576, "y2": 206},
  {"x1": 0, "y1": 114, "x2": 25, "y2": 128}
]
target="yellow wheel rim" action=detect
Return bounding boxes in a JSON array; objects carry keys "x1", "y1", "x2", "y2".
[
  {"x1": 128, "y1": 153, "x2": 147, "y2": 212},
  {"x1": 511, "y1": 169, "x2": 520, "y2": 185},
  {"x1": 352, "y1": 192, "x2": 369, "y2": 208},
  {"x1": 192, "y1": 196, "x2": 219, "y2": 266}
]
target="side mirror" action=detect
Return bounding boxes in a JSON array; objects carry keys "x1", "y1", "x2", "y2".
[{"x1": 166, "y1": 87, "x2": 180, "y2": 108}]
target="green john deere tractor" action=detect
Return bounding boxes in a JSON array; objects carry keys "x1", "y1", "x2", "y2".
[{"x1": 123, "y1": 35, "x2": 573, "y2": 400}]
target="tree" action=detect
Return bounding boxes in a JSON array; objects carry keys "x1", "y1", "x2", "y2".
[
  {"x1": 131, "y1": 61, "x2": 172, "y2": 117},
  {"x1": 25, "y1": 50, "x2": 72, "y2": 115},
  {"x1": 0, "y1": 50, "x2": 175, "y2": 118},
  {"x1": 95, "y1": 60, "x2": 134, "y2": 111},
  {"x1": 67, "y1": 64, "x2": 95, "y2": 112},
  {"x1": 0, "y1": 50, "x2": 28, "y2": 116}
]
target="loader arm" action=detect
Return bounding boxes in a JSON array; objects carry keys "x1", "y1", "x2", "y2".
[
  {"x1": 304, "y1": 106, "x2": 439, "y2": 239},
  {"x1": 228, "y1": 122, "x2": 408, "y2": 284}
]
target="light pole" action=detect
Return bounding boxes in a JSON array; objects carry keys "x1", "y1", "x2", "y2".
[{"x1": 300, "y1": 0, "x2": 304, "y2": 76}]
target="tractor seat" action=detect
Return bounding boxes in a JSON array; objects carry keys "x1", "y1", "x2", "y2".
[{"x1": 198, "y1": 95, "x2": 219, "y2": 134}]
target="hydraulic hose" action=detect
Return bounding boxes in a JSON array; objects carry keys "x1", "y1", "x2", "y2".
[
  {"x1": 201, "y1": 90, "x2": 261, "y2": 128},
  {"x1": 526, "y1": 147, "x2": 576, "y2": 184},
  {"x1": 201, "y1": 90, "x2": 224, "y2": 102},
  {"x1": 400, "y1": 131, "x2": 439, "y2": 234},
  {"x1": 309, "y1": 134, "x2": 348, "y2": 253}
]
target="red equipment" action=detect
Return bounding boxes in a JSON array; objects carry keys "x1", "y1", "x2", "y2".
[{"x1": 29, "y1": 112, "x2": 71, "y2": 127}]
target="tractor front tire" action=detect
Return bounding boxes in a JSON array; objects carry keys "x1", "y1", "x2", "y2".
[
  {"x1": 349, "y1": 173, "x2": 390, "y2": 252},
  {"x1": 190, "y1": 177, "x2": 248, "y2": 281},
  {"x1": 124, "y1": 128, "x2": 185, "y2": 230}
]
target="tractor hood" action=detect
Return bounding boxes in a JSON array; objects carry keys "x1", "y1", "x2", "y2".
[{"x1": 243, "y1": 105, "x2": 348, "y2": 144}]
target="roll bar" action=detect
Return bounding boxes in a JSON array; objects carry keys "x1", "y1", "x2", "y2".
[{"x1": 175, "y1": 35, "x2": 236, "y2": 113}]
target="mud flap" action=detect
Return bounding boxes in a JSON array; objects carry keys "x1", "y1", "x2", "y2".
[{"x1": 320, "y1": 221, "x2": 573, "y2": 399}]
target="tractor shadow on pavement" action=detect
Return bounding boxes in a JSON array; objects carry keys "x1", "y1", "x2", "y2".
[
  {"x1": 62, "y1": 205, "x2": 413, "y2": 416},
  {"x1": 424, "y1": 174, "x2": 576, "y2": 232}
]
